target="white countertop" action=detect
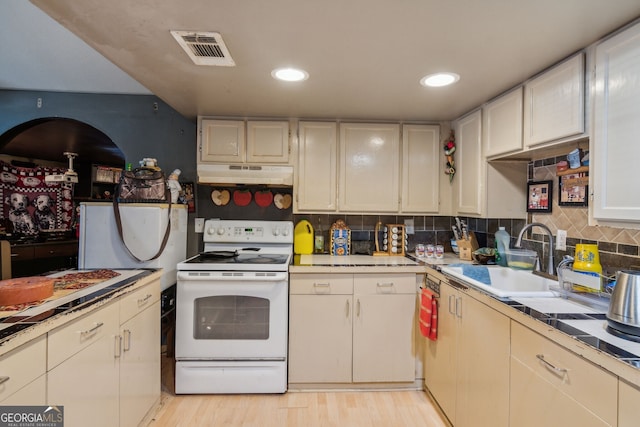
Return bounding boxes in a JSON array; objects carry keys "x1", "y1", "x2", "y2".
[{"x1": 290, "y1": 254, "x2": 426, "y2": 273}]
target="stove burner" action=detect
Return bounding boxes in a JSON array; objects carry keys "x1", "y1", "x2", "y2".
[
  {"x1": 606, "y1": 318, "x2": 640, "y2": 343},
  {"x1": 243, "y1": 256, "x2": 280, "y2": 264}
]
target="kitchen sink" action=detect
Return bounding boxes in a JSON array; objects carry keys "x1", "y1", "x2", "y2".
[{"x1": 441, "y1": 265, "x2": 560, "y2": 298}]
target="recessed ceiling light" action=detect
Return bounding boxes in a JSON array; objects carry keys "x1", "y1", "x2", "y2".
[
  {"x1": 420, "y1": 72, "x2": 460, "y2": 87},
  {"x1": 271, "y1": 67, "x2": 309, "y2": 82}
]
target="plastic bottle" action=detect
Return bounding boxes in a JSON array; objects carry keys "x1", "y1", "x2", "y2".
[
  {"x1": 314, "y1": 218, "x2": 324, "y2": 253},
  {"x1": 495, "y1": 227, "x2": 510, "y2": 267}
]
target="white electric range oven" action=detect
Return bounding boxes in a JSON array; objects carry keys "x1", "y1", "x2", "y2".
[{"x1": 175, "y1": 219, "x2": 293, "y2": 394}]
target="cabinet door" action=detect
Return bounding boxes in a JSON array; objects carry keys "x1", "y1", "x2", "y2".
[
  {"x1": 523, "y1": 53, "x2": 585, "y2": 147},
  {"x1": 592, "y1": 23, "x2": 640, "y2": 222},
  {"x1": 454, "y1": 110, "x2": 484, "y2": 216},
  {"x1": 199, "y1": 119, "x2": 245, "y2": 163},
  {"x1": 296, "y1": 122, "x2": 337, "y2": 211},
  {"x1": 246, "y1": 121, "x2": 290, "y2": 163},
  {"x1": 47, "y1": 302, "x2": 119, "y2": 427},
  {"x1": 352, "y1": 274, "x2": 416, "y2": 383},
  {"x1": 455, "y1": 293, "x2": 510, "y2": 427},
  {"x1": 288, "y1": 294, "x2": 353, "y2": 383},
  {"x1": 401, "y1": 125, "x2": 440, "y2": 213},
  {"x1": 48, "y1": 333, "x2": 119, "y2": 427},
  {"x1": 352, "y1": 292, "x2": 416, "y2": 383},
  {"x1": 339, "y1": 123, "x2": 400, "y2": 212},
  {"x1": 423, "y1": 283, "x2": 459, "y2": 424},
  {"x1": 619, "y1": 379, "x2": 640, "y2": 427},
  {"x1": 482, "y1": 87, "x2": 523, "y2": 158},
  {"x1": 120, "y1": 301, "x2": 161, "y2": 427}
]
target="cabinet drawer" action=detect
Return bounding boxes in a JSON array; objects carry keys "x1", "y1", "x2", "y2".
[
  {"x1": 354, "y1": 273, "x2": 416, "y2": 294},
  {"x1": 290, "y1": 274, "x2": 353, "y2": 295},
  {"x1": 0, "y1": 334, "x2": 46, "y2": 402},
  {"x1": 48, "y1": 301, "x2": 119, "y2": 370},
  {"x1": 511, "y1": 321, "x2": 616, "y2": 424},
  {"x1": 10, "y1": 245, "x2": 34, "y2": 261},
  {"x1": 120, "y1": 281, "x2": 160, "y2": 325},
  {"x1": 34, "y1": 242, "x2": 78, "y2": 259}
]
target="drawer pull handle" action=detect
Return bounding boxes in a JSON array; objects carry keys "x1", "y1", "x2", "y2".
[
  {"x1": 377, "y1": 282, "x2": 394, "y2": 287},
  {"x1": 115, "y1": 335, "x2": 122, "y2": 358},
  {"x1": 80, "y1": 322, "x2": 104, "y2": 337},
  {"x1": 138, "y1": 294, "x2": 153, "y2": 305},
  {"x1": 313, "y1": 283, "x2": 330, "y2": 287},
  {"x1": 536, "y1": 354, "x2": 567, "y2": 375},
  {"x1": 0, "y1": 376, "x2": 9, "y2": 385},
  {"x1": 49, "y1": 250, "x2": 55, "y2": 254},
  {"x1": 123, "y1": 329, "x2": 131, "y2": 352},
  {"x1": 345, "y1": 299, "x2": 350, "y2": 318}
]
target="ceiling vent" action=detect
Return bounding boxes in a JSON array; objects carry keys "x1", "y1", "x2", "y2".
[{"x1": 170, "y1": 31, "x2": 235, "y2": 66}]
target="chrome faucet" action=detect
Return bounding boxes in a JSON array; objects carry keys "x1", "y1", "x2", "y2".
[{"x1": 515, "y1": 223, "x2": 555, "y2": 276}]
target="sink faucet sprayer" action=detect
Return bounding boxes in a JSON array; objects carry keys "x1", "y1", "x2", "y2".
[{"x1": 515, "y1": 223, "x2": 555, "y2": 276}]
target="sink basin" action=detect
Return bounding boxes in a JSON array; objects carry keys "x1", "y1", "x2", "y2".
[{"x1": 441, "y1": 265, "x2": 559, "y2": 298}]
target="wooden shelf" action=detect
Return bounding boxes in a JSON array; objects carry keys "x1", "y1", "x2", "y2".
[{"x1": 557, "y1": 165, "x2": 589, "y2": 176}]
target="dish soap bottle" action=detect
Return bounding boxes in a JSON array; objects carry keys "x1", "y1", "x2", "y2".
[
  {"x1": 314, "y1": 218, "x2": 324, "y2": 253},
  {"x1": 495, "y1": 227, "x2": 510, "y2": 267}
]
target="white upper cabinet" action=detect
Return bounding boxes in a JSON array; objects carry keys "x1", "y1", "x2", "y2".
[
  {"x1": 198, "y1": 118, "x2": 290, "y2": 164},
  {"x1": 295, "y1": 121, "x2": 337, "y2": 212},
  {"x1": 199, "y1": 119, "x2": 245, "y2": 163},
  {"x1": 246, "y1": 121, "x2": 290, "y2": 163},
  {"x1": 592, "y1": 21, "x2": 640, "y2": 223},
  {"x1": 454, "y1": 110, "x2": 484, "y2": 216},
  {"x1": 455, "y1": 110, "x2": 527, "y2": 218},
  {"x1": 339, "y1": 123, "x2": 400, "y2": 212},
  {"x1": 523, "y1": 52, "x2": 585, "y2": 148},
  {"x1": 401, "y1": 124, "x2": 440, "y2": 213},
  {"x1": 482, "y1": 87, "x2": 523, "y2": 158}
]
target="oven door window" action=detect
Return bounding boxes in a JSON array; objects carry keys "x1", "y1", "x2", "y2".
[{"x1": 193, "y1": 295, "x2": 270, "y2": 340}]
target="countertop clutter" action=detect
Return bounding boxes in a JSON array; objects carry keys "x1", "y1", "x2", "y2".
[{"x1": 0, "y1": 268, "x2": 158, "y2": 356}]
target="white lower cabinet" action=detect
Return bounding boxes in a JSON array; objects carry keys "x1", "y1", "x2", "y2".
[
  {"x1": 289, "y1": 273, "x2": 416, "y2": 386},
  {"x1": 510, "y1": 321, "x2": 617, "y2": 427},
  {"x1": 619, "y1": 379, "x2": 640, "y2": 427},
  {"x1": 0, "y1": 334, "x2": 47, "y2": 405},
  {"x1": 119, "y1": 284, "x2": 161, "y2": 427},
  {"x1": 47, "y1": 278, "x2": 161, "y2": 427},
  {"x1": 424, "y1": 279, "x2": 510, "y2": 427},
  {"x1": 47, "y1": 302, "x2": 120, "y2": 427}
]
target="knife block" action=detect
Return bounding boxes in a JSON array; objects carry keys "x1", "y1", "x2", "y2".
[{"x1": 456, "y1": 232, "x2": 479, "y2": 261}]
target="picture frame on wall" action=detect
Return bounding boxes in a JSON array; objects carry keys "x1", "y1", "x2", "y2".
[
  {"x1": 559, "y1": 172, "x2": 588, "y2": 207},
  {"x1": 179, "y1": 182, "x2": 196, "y2": 213},
  {"x1": 526, "y1": 180, "x2": 552, "y2": 213}
]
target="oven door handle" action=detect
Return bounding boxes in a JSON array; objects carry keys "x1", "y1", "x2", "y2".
[{"x1": 177, "y1": 271, "x2": 288, "y2": 282}]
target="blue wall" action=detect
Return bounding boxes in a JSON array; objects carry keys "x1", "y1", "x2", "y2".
[{"x1": 0, "y1": 89, "x2": 197, "y2": 182}]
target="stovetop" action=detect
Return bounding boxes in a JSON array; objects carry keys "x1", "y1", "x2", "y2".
[{"x1": 504, "y1": 299, "x2": 640, "y2": 366}]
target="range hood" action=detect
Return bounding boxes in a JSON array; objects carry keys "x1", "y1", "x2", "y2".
[{"x1": 197, "y1": 164, "x2": 293, "y2": 186}]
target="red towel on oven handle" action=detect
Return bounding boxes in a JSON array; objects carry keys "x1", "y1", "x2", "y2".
[{"x1": 419, "y1": 288, "x2": 438, "y2": 341}]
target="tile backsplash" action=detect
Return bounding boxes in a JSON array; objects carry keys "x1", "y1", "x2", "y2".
[{"x1": 524, "y1": 154, "x2": 640, "y2": 274}]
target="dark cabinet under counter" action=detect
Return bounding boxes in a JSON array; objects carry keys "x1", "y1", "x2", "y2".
[{"x1": 6, "y1": 240, "x2": 78, "y2": 278}]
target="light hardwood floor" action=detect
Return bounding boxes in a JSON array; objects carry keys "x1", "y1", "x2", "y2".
[{"x1": 148, "y1": 355, "x2": 449, "y2": 427}]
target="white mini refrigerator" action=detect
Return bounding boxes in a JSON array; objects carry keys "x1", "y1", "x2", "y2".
[{"x1": 78, "y1": 202, "x2": 187, "y2": 291}]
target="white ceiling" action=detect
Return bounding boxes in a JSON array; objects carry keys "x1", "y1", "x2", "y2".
[{"x1": 4, "y1": 1, "x2": 640, "y2": 122}]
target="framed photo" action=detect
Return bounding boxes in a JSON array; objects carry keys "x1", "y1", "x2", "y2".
[
  {"x1": 179, "y1": 182, "x2": 196, "y2": 213},
  {"x1": 559, "y1": 172, "x2": 588, "y2": 207},
  {"x1": 527, "y1": 180, "x2": 552, "y2": 213}
]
